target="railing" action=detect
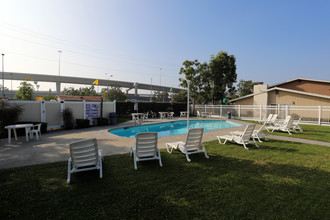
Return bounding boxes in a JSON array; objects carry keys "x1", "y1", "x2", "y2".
[{"x1": 193, "y1": 104, "x2": 330, "y2": 125}]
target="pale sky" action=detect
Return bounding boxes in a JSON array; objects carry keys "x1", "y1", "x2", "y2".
[{"x1": 1, "y1": 0, "x2": 330, "y2": 92}]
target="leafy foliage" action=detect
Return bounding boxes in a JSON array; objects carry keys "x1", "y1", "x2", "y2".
[
  {"x1": 62, "y1": 85, "x2": 98, "y2": 96},
  {"x1": 102, "y1": 87, "x2": 126, "y2": 101},
  {"x1": 15, "y1": 80, "x2": 35, "y2": 100},
  {"x1": 172, "y1": 90, "x2": 187, "y2": 103},
  {"x1": 0, "y1": 101, "x2": 23, "y2": 138},
  {"x1": 179, "y1": 51, "x2": 237, "y2": 104},
  {"x1": 237, "y1": 80, "x2": 259, "y2": 97},
  {"x1": 63, "y1": 108, "x2": 74, "y2": 129}
]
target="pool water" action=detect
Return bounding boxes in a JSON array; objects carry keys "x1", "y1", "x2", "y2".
[{"x1": 109, "y1": 120, "x2": 240, "y2": 138}]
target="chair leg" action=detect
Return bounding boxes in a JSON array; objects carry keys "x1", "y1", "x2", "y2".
[
  {"x1": 133, "y1": 151, "x2": 138, "y2": 170},
  {"x1": 242, "y1": 142, "x2": 249, "y2": 150},
  {"x1": 99, "y1": 150, "x2": 103, "y2": 178},
  {"x1": 130, "y1": 146, "x2": 133, "y2": 157},
  {"x1": 157, "y1": 148, "x2": 163, "y2": 167},
  {"x1": 67, "y1": 158, "x2": 72, "y2": 184},
  {"x1": 185, "y1": 153, "x2": 191, "y2": 162},
  {"x1": 202, "y1": 144, "x2": 209, "y2": 159}
]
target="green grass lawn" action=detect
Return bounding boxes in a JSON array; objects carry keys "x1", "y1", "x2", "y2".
[
  {"x1": 266, "y1": 124, "x2": 330, "y2": 142},
  {"x1": 238, "y1": 119, "x2": 330, "y2": 142},
  {"x1": 0, "y1": 139, "x2": 329, "y2": 219}
]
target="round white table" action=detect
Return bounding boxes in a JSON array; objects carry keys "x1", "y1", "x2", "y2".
[{"x1": 4, "y1": 124, "x2": 34, "y2": 144}]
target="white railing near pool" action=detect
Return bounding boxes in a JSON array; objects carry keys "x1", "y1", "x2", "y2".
[{"x1": 193, "y1": 104, "x2": 330, "y2": 126}]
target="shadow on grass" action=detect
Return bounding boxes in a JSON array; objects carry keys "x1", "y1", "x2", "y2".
[{"x1": 0, "y1": 141, "x2": 329, "y2": 219}]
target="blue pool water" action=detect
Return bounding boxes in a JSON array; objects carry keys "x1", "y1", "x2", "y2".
[{"x1": 109, "y1": 120, "x2": 240, "y2": 138}]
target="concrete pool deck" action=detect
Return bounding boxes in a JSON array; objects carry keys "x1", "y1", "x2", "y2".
[
  {"x1": 0, "y1": 118, "x2": 250, "y2": 169},
  {"x1": 1, "y1": 118, "x2": 328, "y2": 169}
]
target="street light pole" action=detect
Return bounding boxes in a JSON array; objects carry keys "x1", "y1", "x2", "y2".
[
  {"x1": 105, "y1": 73, "x2": 113, "y2": 100},
  {"x1": 2, "y1": 53, "x2": 4, "y2": 97}
]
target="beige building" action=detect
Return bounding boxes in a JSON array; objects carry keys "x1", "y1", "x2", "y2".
[{"x1": 231, "y1": 78, "x2": 330, "y2": 107}]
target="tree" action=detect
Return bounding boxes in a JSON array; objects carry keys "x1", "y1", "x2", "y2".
[
  {"x1": 236, "y1": 80, "x2": 259, "y2": 97},
  {"x1": 172, "y1": 90, "x2": 187, "y2": 103},
  {"x1": 178, "y1": 60, "x2": 209, "y2": 105},
  {"x1": 15, "y1": 80, "x2": 35, "y2": 100},
  {"x1": 178, "y1": 51, "x2": 237, "y2": 105},
  {"x1": 102, "y1": 87, "x2": 126, "y2": 101},
  {"x1": 208, "y1": 51, "x2": 237, "y2": 104},
  {"x1": 62, "y1": 85, "x2": 98, "y2": 96}
]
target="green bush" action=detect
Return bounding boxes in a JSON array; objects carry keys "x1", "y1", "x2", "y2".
[
  {"x1": 0, "y1": 101, "x2": 23, "y2": 138},
  {"x1": 76, "y1": 119, "x2": 90, "y2": 129}
]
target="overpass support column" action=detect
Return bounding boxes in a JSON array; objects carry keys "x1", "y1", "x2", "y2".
[
  {"x1": 56, "y1": 82, "x2": 61, "y2": 94},
  {"x1": 134, "y1": 82, "x2": 138, "y2": 98}
]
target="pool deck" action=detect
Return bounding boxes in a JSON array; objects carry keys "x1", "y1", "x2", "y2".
[
  {"x1": 2, "y1": 118, "x2": 328, "y2": 170},
  {"x1": 0, "y1": 118, "x2": 251, "y2": 169}
]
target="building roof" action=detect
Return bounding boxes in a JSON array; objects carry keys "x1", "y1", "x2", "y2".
[
  {"x1": 230, "y1": 87, "x2": 330, "y2": 103},
  {"x1": 269, "y1": 78, "x2": 330, "y2": 88},
  {"x1": 55, "y1": 95, "x2": 107, "y2": 102}
]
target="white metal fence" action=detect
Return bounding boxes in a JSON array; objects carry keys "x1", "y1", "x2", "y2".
[
  {"x1": 8, "y1": 100, "x2": 116, "y2": 129},
  {"x1": 193, "y1": 104, "x2": 330, "y2": 125}
]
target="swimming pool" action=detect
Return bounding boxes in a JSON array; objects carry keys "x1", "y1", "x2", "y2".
[{"x1": 109, "y1": 120, "x2": 240, "y2": 138}]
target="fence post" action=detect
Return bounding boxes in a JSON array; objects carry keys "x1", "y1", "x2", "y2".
[
  {"x1": 318, "y1": 105, "x2": 322, "y2": 125},
  {"x1": 40, "y1": 100, "x2": 46, "y2": 122},
  {"x1": 83, "y1": 101, "x2": 86, "y2": 119},
  {"x1": 286, "y1": 105, "x2": 289, "y2": 118},
  {"x1": 60, "y1": 101, "x2": 65, "y2": 127},
  {"x1": 205, "y1": 104, "x2": 206, "y2": 113},
  {"x1": 238, "y1": 105, "x2": 241, "y2": 118},
  {"x1": 113, "y1": 100, "x2": 116, "y2": 113},
  {"x1": 220, "y1": 105, "x2": 222, "y2": 118}
]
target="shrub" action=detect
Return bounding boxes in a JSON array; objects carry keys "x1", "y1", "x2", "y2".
[
  {"x1": 63, "y1": 108, "x2": 74, "y2": 130},
  {"x1": 0, "y1": 101, "x2": 23, "y2": 138},
  {"x1": 76, "y1": 119, "x2": 90, "y2": 129}
]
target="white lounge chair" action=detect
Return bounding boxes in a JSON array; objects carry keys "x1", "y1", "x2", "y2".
[
  {"x1": 267, "y1": 114, "x2": 278, "y2": 125},
  {"x1": 67, "y1": 138, "x2": 103, "y2": 184},
  {"x1": 258, "y1": 114, "x2": 273, "y2": 124},
  {"x1": 130, "y1": 132, "x2": 163, "y2": 170},
  {"x1": 293, "y1": 116, "x2": 303, "y2": 132},
  {"x1": 166, "y1": 128, "x2": 209, "y2": 162},
  {"x1": 232, "y1": 122, "x2": 268, "y2": 143},
  {"x1": 217, "y1": 124, "x2": 259, "y2": 150},
  {"x1": 29, "y1": 123, "x2": 42, "y2": 140},
  {"x1": 266, "y1": 115, "x2": 296, "y2": 135}
]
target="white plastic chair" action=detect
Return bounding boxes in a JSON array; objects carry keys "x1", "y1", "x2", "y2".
[
  {"x1": 130, "y1": 132, "x2": 162, "y2": 170},
  {"x1": 197, "y1": 111, "x2": 201, "y2": 117},
  {"x1": 232, "y1": 122, "x2": 268, "y2": 143},
  {"x1": 29, "y1": 123, "x2": 42, "y2": 140},
  {"x1": 217, "y1": 124, "x2": 258, "y2": 150},
  {"x1": 167, "y1": 112, "x2": 174, "y2": 119},
  {"x1": 266, "y1": 115, "x2": 296, "y2": 135},
  {"x1": 166, "y1": 128, "x2": 209, "y2": 162},
  {"x1": 143, "y1": 113, "x2": 149, "y2": 121},
  {"x1": 258, "y1": 114, "x2": 273, "y2": 124},
  {"x1": 293, "y1": 116, "x2": 303, "y2": 132},
  {"x1": 67, "y1": 138, "x2": 103, "y2": 184}
]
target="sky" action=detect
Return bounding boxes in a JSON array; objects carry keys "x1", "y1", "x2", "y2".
[{"x1": 1, "y1": 0, "x2": 330, "y2": 93}]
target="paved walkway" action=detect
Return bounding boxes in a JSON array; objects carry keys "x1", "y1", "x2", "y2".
[
  {"x1": 0, "y1": 118, "x2": 328, "y2": 169},
  {"x1": 267, "y1": 135, "x2": 330, "y2": 147}
]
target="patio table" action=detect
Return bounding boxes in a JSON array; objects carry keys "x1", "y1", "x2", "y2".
[
  {"x1": 180, "y1": 111, "x2": 188, "y2": 117},
  {"x1": 5, "y1": 124, "x2": 34, "y2": 144}
]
